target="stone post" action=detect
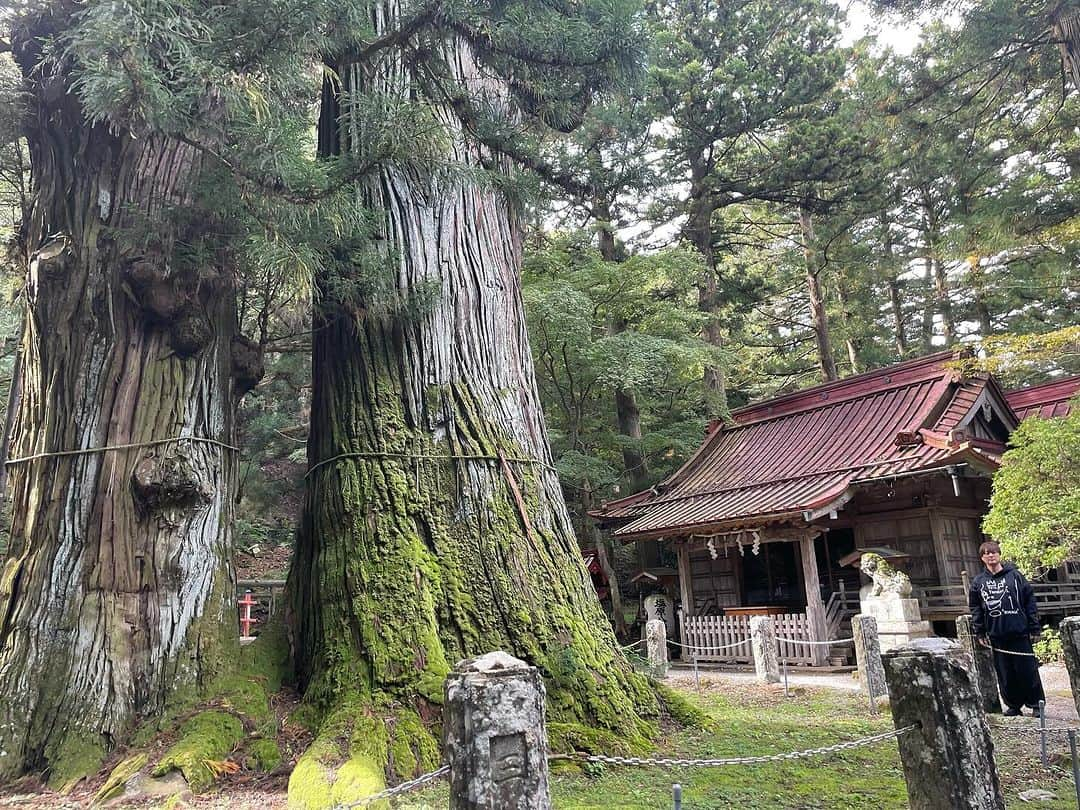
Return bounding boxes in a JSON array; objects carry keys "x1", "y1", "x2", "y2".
[
  {"x1": 750, "y1": 616, "x2": 780, "y2": 683},
  {"x1": 956, "y1": 614, "x2": 1001, "y2": 714},
  {"x1": 851, "y1": 614, "x2": 887, "y2": 700},
  {"x1": 1060, "y1": 616, "x2": 1080, "y2": 720},
  {"x1": 646, "y1": 619, "x2": 669, "y2": 678},
  {"x1": 882, "y1": 638, "x2": 1004, "y2": 810},
  {"x1": 444, "y1": 652, "x2": 552, "y2": 810}
]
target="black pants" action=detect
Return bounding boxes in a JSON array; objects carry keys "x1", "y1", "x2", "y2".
[{"x1": 991, "y1": 634, "x2": 1045, "y2": 710}]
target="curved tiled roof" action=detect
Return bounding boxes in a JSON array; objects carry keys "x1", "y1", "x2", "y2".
[
  {"x1": 598, "y1": 352, "x2": 1009, "y2": 540},
  {"x1": 1006, "y1": 377, "x2": 1080, "y2": 421}
]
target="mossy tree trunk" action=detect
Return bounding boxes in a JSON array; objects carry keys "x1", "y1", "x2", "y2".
[
  {"x1": 288, "y1": 25, "x2": 657, "y2": 804},
  {"x1": 0, "y1": 10, "x2": 255, "y2": 785}
]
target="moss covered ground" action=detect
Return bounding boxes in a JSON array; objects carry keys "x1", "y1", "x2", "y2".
[
  {"x1": 385, "y1": 679, "x2": 1080, "y2": 809},
  {"x1": 7, "y1": 673, "x2": 1080, "y2": 807}
]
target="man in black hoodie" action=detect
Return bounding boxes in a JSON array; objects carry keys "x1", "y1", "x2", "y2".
[{"x1": 969, "y1": 540, "x2": 1045, "y2": 716}]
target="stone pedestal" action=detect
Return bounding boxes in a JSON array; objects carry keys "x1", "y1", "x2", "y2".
[
  {"x1": 444, "y1": 652, "x2": 551, "y2": 810},
  {"x1": 860, "y1": 588, "x2": 932, "y2": 652},
  {"x1": 882, "y1": 638, "x2": 1004, "y2": 810},
  {"x1": 645, "y1": 619, "x2": 669, "y2": 677},
  {"x1": 956, "y1": 614, "x2": 1001, "y2": 714},
  {"x1": 750, "y1": 616, "x2": 780, "y2": 683},
  {"x1": 1061, "y1": 617, "x2": 1080, "y2": 720},
  {"x1": 852, "y1": 614, "x2": 887, "y2": 700}
]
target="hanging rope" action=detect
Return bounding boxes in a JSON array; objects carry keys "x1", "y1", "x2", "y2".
[
  {"x1": 305, "y1": 449, "x2": 559, "y2": 478},
  {"x1": 5, "y1": 436, "x2": 240, "y2": 466}
]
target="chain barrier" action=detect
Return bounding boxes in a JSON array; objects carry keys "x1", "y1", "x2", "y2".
[
  {"x1": 667, "y1": 637, "x2": 749, "y2": 652},
  {"x1": 337, "y1": 764, "x2": 450, "y2": 808},
  {"x1": 989, "y1": 646, "x2": 1038, "y2": 658},
  {"x1": 775, "y1": 636, "x2": 853, "y2": 646},
  {"x1": 573, "y1": 725, "x2": 918, "y2": 768},
  {"x1": 991, "y1": 725, "x2": 1080, "y2": 735}
]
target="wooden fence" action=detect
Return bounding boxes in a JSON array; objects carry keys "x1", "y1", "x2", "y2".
[
  {"x1": 236, "y1": 578, "x2": 286, "y2": 620},
  {"x1": 917, "y1": 581, "x2": 1080, "y2": 617},
  {"x1": 681, "y1": 612, "x2": 822, "y2": 666}
]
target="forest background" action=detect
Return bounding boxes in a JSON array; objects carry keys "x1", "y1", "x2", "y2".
[
  {"x1": 2, "y1": 0, "x2": 1078, "y2": 600},
  {"x1": 0, "y1": 0, "x2": 1077, "y2": 800},
  {"x1": 1, "y1": 0, "x2": 1078, "y2": 607}
]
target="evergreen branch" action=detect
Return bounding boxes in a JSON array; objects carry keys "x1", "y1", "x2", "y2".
[
  {"x1": 173, "y1": 133, "x2": 388, "y2": 204},
  {"x1": 350, "y1": 6, "x2": 440, "y2": 64},
  {"x1": 439, "y1": 17, "x2": 614, "y2": 69},
  {"x1": 421, "y1": 67, "x2": 596, "y2": 199}
]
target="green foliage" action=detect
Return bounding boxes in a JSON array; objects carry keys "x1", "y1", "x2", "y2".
[
  {"x1": 1034, "y1": 628, "x2": 1064, "y2": 664},
  {"x1": 985, "y1": 403, "x2": 1080, "y2": 576},
  {"x1": 523, "y1": 232, "x2": 713, "y2": 499}
]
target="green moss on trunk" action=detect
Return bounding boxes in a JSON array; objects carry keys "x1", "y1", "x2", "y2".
[
  {"x1": 46, "y1": 735, "x2": 107, "y2": 792},
  {"x1": 152, "y1": 711, "x2": 244, "y2": 792}
]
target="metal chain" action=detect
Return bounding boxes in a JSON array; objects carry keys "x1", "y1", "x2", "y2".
[
  {"x1": 992, "y1": 725, "x2": 1080, "y2": 735},
  {"x1": 775, "y1": 636, "x2": 853, "y2": 646},
  {"x1": 667, "y1": 637, "x2": 748, "y2": 652},
  {"x1": 574, "y1": 725, "x2": 917, "y2": 768},
  {"x1": 989, "y1": 646, "x2": 1038, "y2": 658},
  {"x1": 337, "y1": 765, "x2": 450, "y2": 808}
]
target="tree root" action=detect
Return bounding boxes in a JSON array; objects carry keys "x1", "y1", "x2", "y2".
[{"x1": 287, "y1": 695, "x2": 440, "y2": 810}]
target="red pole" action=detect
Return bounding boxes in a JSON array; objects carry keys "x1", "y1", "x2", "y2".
[{"x1": 239, "y1": 590, "x2": 257, "y2": 638}]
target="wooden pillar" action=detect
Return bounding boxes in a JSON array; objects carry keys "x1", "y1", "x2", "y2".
[
  {"x1": 676, "y1": 541, "x2": 694, "y2": 618},
  {"x1": 799, "y1": 534, "x2": 828, "y2": 665},
  {"x1": 929, "y1": 509, "x2": 952, "y2": 585}
]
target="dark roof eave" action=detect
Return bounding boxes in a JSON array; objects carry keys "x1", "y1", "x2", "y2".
[{"x1": 613, "y1": 511, "x2": 811, "y2": 542}]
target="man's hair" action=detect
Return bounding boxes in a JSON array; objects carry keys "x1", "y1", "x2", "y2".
[{"x1": 979, "y1": 541, "x2": 1001, "y2": 556}]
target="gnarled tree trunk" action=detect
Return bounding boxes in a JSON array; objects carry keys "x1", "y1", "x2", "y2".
[
  {"x1": 288, "y1": 28, "x2": 657, "y2": 805},
  {"x1": 0, "y1": 12, "x2": 254, "y2": 785},
  {"x1": 799, "y1": 207, "x2": 838, "y2": 382}
]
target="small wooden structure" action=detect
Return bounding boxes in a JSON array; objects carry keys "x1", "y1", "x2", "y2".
[{"x1": 595, "y1": 353, "x2": 1080, "y2": 666}]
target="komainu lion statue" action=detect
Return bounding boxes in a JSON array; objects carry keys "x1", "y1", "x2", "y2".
[{"x1": 860, "y1": 552, "x2": 912, "y2": 597}]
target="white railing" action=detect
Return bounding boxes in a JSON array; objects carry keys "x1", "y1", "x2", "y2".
[{"x1": 682, "y1": 613, "x2": 822, "y2": 666}]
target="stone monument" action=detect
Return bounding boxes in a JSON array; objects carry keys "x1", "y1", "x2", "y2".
[
  {"x1": 645, "y1": 619, "x2": 669, "y2": 678},
  {"x1": 882, "y1": 638, "x2": 1004, "y2": 809},
  {"x1": 858, "y1": 552, "x2": 932, "y2": 651},
  {"x1": 444, "y1": 652, "x2": 552, "y2": 809},
  {"x1": 749, "y1": 615, "x2": 780, "y2": 683},
  {"x1": 643, "y1": 593, "x2": 675, "y2": 639},
  {"x1": 851, "y1": 614, "x2": 887, "y2": 701}
]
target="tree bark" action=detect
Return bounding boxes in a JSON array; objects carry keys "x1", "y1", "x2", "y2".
[
  {"x1": 1052, "y1": 4, "x2": 1080, "y2": 94},
  {"x1": 581, "y1": 481, "x2": 628, "y2": 639},
  {"x1": 0, "y1": 336, "x2": 23, "y2": 524},
  {"x1": 920, "y1": 197, "x2": 954, "y2": 346},
  {"x1": 684, "y1": 163, "x2": 726, "y2": 416},
  {"x1": 799, "y1": 207, "x2": 838, "y2": 382},
  {"x1": 881, "y1": 215, "x2": 907, "y2": 359},
  {"x1": 0, "y1": 11, "x2": 251, "y2": 784},
  {"x1": 595, "y1": 200, "x2": 647, "y2": 492},
  {"x1": 288, "y1": 32, "x2": 656, "y2": 801}
]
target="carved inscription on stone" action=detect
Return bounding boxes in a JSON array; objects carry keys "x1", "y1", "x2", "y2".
[{"x1": 491, "y1": 732, "x2": 527, "y2": 803}]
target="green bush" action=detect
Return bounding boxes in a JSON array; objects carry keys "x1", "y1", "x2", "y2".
[{"x1": 1034, "y1": 628, "x2": 1064, "y2": 663}]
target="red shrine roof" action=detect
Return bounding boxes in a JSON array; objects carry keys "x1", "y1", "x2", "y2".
[
  {"x1": 1005, "y1": 377, "x2": 1080, "y2": 421},
  {"x1": 596, "y1": 352, "x2": 1013, "y2": 541}
]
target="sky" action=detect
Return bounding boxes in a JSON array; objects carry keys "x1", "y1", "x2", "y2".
[{"x1": 842, "y1": 1, "x2": 925, "y2": 54}]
